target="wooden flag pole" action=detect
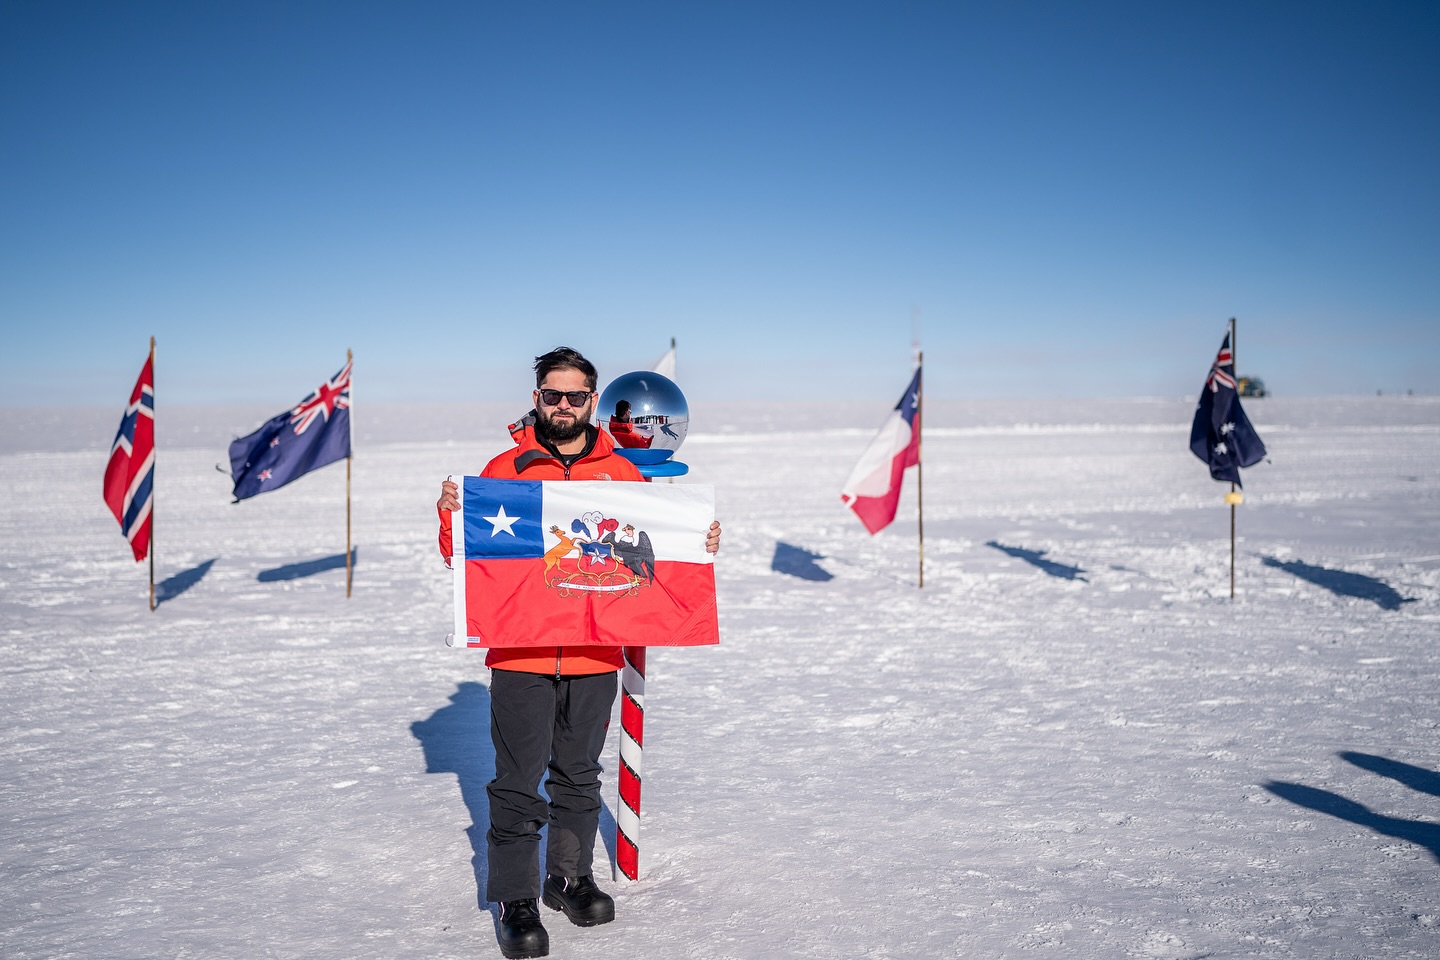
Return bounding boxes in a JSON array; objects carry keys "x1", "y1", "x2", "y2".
[
  {"x1": 346, "y1": 348, "x2": 353, "y2": 599},
  {"x1": 917, "y1": 352, "x2": 925, "y2": 589},
  {"x1": 149, "y1": 335, "x2": 157, "y2": 612},
  {"x1": 1229, "y1": 317, "x2": 1237, "y2": 600}
]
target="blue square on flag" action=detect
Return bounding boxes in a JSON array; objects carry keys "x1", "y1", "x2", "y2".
[{"x1": 463, "y1": 480, "x2": 545, "y2": 559}]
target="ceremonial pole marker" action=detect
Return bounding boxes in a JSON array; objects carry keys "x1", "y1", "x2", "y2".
[
  {"x1": 616, "y1": 645, "x2": 645, "y2": 881},
  {"x1": 591, "y1": 371, "x2": 693, "y2": 882}
]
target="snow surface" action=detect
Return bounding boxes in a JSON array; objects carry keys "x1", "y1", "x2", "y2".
[{"x1": 3, "y1": 396, "x2": 1439, "y2": 960}]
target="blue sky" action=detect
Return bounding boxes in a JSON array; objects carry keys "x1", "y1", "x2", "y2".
[{"x1": 3, "y1": 1, "x2": 1437, "y2": 407}]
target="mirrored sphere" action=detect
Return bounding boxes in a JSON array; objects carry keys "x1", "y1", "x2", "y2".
[{"x1": 598, "y1": 371, "x2": 689, "y2": 453}]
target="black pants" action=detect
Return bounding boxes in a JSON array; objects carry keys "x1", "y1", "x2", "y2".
[{"x1": 486, "y1": 669, "x2": 618, "y2": 903}]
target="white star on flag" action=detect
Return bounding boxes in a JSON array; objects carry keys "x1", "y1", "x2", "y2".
[{"x1": 484, "y1": 504, "x2": 519, "y2": 537}]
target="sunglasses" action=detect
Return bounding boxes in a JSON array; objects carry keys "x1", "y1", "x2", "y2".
[{"x1": 537, "y1": 389, "x2": 594, "y2": 407}]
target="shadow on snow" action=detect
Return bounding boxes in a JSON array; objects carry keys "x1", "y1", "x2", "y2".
[
  {"x1": 1340, "y1": 751, "x2": 1440, "y2": 799},
  {"x1": 770, "y1": 539, "x2": 915, "y2": 587},
  {"x1": 154, "y1": 558, "x2": 216, "y2": 605},
  {"x1": 413, "y1": 681, "x2": 495, "y2": 910},
  {"x1": 771, "y1": 542, "x2": 834, "y2": 581},
  {"x1": 1259, "y1": 556, "x2": 1416, "y2": 610},
  {"x1": 1264, "y1": 753, "x2": 1440, "y2": 864},
  {"x1": 985, "y1": 541, "x2": 1087, "y2": 582},
  {"x1": 256, "y1": 547, "x2": 357, "y2": 583},
  {"x1": 410, "y1": 681, "x2": 620, "y2": 915}
]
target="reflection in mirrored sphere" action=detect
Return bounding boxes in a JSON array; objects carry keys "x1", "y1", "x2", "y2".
[{"x1": 598, "y1": 371, "x2": 689, "y2": 453}]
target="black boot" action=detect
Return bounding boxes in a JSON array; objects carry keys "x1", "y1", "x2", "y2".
[
  {"x1": 542, "y1": 874, "x2": 615, "y2": 927},
  {"x1": 497, "y1": 899, "x2": 549, "y2": 959}
]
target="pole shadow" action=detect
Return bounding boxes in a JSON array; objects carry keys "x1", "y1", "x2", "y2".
[
  {"x1": 985, "y1": 541, "x2": 1087, "y2": 581},
  {"x1": 257, "y1": 547, "x2": 357, "y2": 583},
  {"x1": 1259, "y1": 556, "x2": 1416, "y2": 610},
  {"x1": 411, "y1": 681, "x2": 494, "y2": 909},
  {"x1": 1263, "y1": 780, "x2": 1440, "y2": 863},
  {"x1": 154, "y1": 558, "x2": 216, "y2": 605},
  {"x1": 597, "y1": 798, "x2": 619, "y2": 874},
  {"x1": 1340, "y1": 752, "x2": 1440, "y2": 799},
  {"x1": 771, "y1": 542, "x2": 834, "y2": 581}
]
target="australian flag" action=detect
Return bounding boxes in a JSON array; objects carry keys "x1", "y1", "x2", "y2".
[
  {"x1": 229, "y1": 360, "x2": 352, "y2": 501},
  {"x1": 1189, "y1": 333, "x2": 1266, "y2": 486},
  {"x1": 103, "y1": 352, "x2": 155, "y2": 560}
]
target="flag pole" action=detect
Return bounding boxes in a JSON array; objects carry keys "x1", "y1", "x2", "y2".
[
  {"x1": 917, "y1": 351, "x2": 924, "y2": 589},
  {"x1": 346, "y1": 348, "x2": 353, "y2": 599},
  {"x1": 149, "y1": 335, "x2": 156, "y2": 612},
  {"x1": 1229, "y1": 317, "x2": 1237, "y2": 600}
]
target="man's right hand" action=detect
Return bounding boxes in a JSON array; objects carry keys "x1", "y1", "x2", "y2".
[{"x1": 437, "y1": 479, "x2": 459, "y2": 513}]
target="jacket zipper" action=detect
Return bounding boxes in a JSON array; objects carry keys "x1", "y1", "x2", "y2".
[{"x1": 555, "y1": 462, "x2": 573, "y2": 680}]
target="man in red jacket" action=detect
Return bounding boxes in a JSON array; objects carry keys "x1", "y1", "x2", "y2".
[{"x1": 437, "y1": 346, "x2": 720, "y2": 959}]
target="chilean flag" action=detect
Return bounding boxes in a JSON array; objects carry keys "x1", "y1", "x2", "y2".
[
  {"x1": 840, "y1": 365, "x2": 921, "y2": 535},
  {"x1": 451, "y1": 478, "x2": 719, "y2": 648}
]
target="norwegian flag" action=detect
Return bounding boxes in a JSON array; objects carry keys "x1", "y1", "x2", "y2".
[
  {"x1": 228, "y1": 360, "x2": 352, "y2": 501},
  {"x1": 103, "y1": 353, "x2": 155, "y2": 561},
  {"x1": 1189, "y1": 332, "x2": 1266, "y2": 485}
]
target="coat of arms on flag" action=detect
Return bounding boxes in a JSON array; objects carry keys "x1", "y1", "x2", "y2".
[{"x1": 451, "y1": 478, "x2": 719, "y2": 648}]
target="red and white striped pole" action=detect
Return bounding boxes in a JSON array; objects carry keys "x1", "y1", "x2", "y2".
[
  {"x1": 609, "y1": 431, "x2": 687, "y2": 881},
  {"x1": 616, "y1": 644, "x2": 645, "y2": 880}
]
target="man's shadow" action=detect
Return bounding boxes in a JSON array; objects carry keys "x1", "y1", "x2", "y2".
[
  {"x1": 411, "y1": 682, "x2": 624, "y2": 914},
  {"x1": 985, "y1": 541, "x2": 1087, "y2": 581},
  {"x1": 1259, "y1": 556, "x2": 1415, "y2": 610},
  {"x1": 411, "y1": 682, "x2": 495, "y2": 908},
  {"x1": 1264, "y1": 753, "x2": 1440, "y2": 864}
]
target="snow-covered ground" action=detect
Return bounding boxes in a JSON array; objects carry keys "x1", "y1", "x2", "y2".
[{"x1": 3, "y1": 396, "x2": 1438, "y2": 959}]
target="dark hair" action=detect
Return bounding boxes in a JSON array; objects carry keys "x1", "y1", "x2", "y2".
[{"x1": 533, "y1": 346, "x2": 597, "y2": 391}]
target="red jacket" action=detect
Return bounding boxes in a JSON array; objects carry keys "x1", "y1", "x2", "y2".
[{"x1": 438, "y1": 413, "x2": 644, "y2": 676}]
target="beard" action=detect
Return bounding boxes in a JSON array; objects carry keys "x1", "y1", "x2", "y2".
[{"x1": 535, "y1": 404, "x2": 592, "y2": 445}]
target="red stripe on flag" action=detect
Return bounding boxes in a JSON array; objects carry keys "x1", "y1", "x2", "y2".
[{"x1": 462, "y1": 557, "x2": 718, "y2": 647}]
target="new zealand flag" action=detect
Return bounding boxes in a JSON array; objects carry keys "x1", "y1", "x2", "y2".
[
  {"x1": 1189, "y1": 333, "x2": 1266, "y2": 486},
  {"x1": 228, "y1": 360, "x2": 351, "y2": 501}
]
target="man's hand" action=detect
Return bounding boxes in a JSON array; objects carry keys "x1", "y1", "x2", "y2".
[
  {"x1": 437, "y1": 479, "x2": 459, "y2": 513},
  {"x1": 706, "y1": 520, "x2": 722, "y2": 555}
]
